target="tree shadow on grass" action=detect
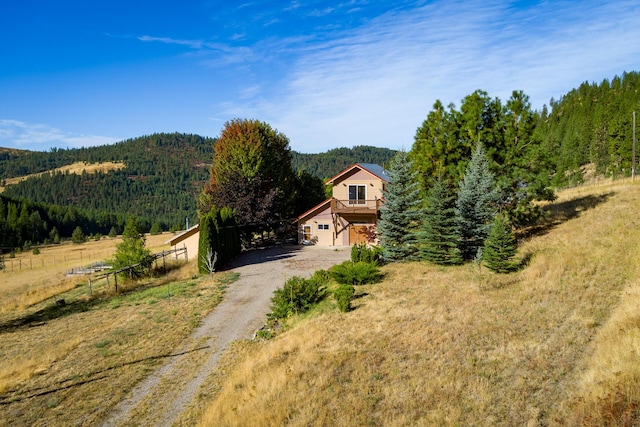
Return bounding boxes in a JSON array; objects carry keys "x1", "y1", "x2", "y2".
[
  {"x1": 0, "y1": 298, "x2": 98, "y2": 334},
  {"x1": 519, "y1": 192, "x2": 614, "y2": 239},
  {"x1": 0, "y1": 346, "x2": 210, "y2": 404},
  {"x1": 0, "y1": 278, "x2": 177, "y2": 334},
  {"x1": 219, "y1": 244, "x2": 303, "y2": 270}
]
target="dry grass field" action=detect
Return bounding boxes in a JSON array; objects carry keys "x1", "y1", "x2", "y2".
[
  {"x1": 2, "y1": 178, "x2": 639, "y2": 426},
  {"x1": 0, "y1": 233, "x2": 170, "y2": 312},
  {"x1": 0, "y1": 161, "x2": 125, "y2": 192},
  {"x1": 197, "y1": 178, "x2": 640, "y2": 426},
  {"x1": 0, "y1": 232, "x2": 238, "y2": 426}
]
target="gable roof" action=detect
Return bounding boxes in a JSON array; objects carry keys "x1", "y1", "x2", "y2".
[
  {"x1": 165, "y1": 223, "x2": 200, "y2": 246},
  {"x1": 326, "y1": 163, "x2": 390, "y2": 184},
  {"x1": 297, "y1": 198, "x2": 332, "y2": 221}
]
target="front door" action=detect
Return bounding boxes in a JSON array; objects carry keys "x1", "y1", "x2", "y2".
[{"x1": 349, "y1": 225, "x2": 368, "y2": 245}]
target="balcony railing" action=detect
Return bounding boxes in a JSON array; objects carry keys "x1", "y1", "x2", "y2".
[{"x1": 331, "y1": 199, "x2": 382, "y2": 213}]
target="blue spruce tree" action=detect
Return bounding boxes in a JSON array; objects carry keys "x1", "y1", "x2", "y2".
[
  {"x1": 418, "y1": 178, "x2": 462, "y2": 265},
  {"x1": 455, "y1": 141, "x2": 500, "y2": 261},
  {"x1": 378, "y1": 150, "x2": 422, "y2": 262}
]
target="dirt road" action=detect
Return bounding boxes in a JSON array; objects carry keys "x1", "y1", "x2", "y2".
[{"x1": 102, "y1": 245, "x2": 350, "y2": 427}]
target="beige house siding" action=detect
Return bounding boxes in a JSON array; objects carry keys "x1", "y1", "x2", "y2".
[
  {"x1": 331, "y1": 169, "x2": 385, "y2": 202},
  {"x1": 298, "y1": 205, "x2": 335, "y2": 246},
  {"x1": 297, "y1": 163, "x2": 389, "y2": 247},
  {"x1": 166, "y1": 224, "x2": 200, "y2": 262}
]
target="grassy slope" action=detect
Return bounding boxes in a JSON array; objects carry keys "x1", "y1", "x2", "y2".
[
  {"x1": 0, "y1": 234, "x2": 235, "y2": 426},
  {"x1": 198, "y1": 179, "x2": 640, "y2": 426}
]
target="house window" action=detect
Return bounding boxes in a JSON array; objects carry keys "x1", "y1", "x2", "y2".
[
  {"x1": 348, "y1": 185, "x2": 366, "y2": 204},
  {"x1": 302, "y1": 225, "x2": 312, "y2": 241},
  {"x1": 318, "y1": 224, "x2": 329, "y2": 230}
]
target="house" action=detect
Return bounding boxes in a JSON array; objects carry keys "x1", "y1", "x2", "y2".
[
  {"x1": 165, "y1": 223, "x2": 200, "y2": 262},
  {"x1": 297, "y1": 163, "x2": 390, "y2": 246}
]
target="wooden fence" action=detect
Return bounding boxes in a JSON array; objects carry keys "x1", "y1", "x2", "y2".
[{"x1": 88, "y1": 247, "x2": 188, "y2": 295}]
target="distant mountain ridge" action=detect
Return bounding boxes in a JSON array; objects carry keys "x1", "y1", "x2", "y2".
[
  {"x1": 0, "y1": 134, "x2": 396, "y2": 248},
  {"x1": 292, "y1": 146, "x2": 397, "y2": 179}
]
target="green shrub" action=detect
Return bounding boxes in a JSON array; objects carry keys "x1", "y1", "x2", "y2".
[
  {"x1": 483, "y1": 216, "x2": 520, "y2": 273},
  {"x1": 32, "y1": 247, "x2": 40, "y2": 255},
  {"x1": 330, "y1": 261, "x2": 383, "y2": 286},
  {"x1": 310, "y1": 269, "x2": 331, "y2": 283},
  {"x1": 334, "y1": 284, "x2": 355, "y2": 312},
  {"x1": 269, "y1": 273, "x2": 328, "y2": 320},
  {"x1": 351, "y1": 243, "x2": 383, "y2": 265}
]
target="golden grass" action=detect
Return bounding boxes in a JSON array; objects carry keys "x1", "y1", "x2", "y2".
[
  {"x1": 0, "y1": 161, "x2": 125, "y2": 192},
  {"x1": 198, "y1": 178, "x2": 640, "y2": 426},
  {"x1": 0, "y1": 336, "x2": 84, "y2": 394},
  {"x1": 0, "y1": 264, "x2": 232, "y2": 426},
  {"x1": 0, "y1": 233, "x2": 170, "y2": 312}
]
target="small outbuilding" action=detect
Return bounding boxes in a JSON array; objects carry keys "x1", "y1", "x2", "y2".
[{"x1": 165, "y1": 223, "x2": 200, "y2": 262}]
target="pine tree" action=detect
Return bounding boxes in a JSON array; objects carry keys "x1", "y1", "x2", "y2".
[
  {"x1": 418, "y1": 178, "x2": 461, "y2": 265},
  {"x1": 112, "y1": 217, "x2": 151, "y2": 274},
  {"x1": 49, "y1": 226, "x2": 61, "y2": 244},
  {"x1": 378, "y1": 150, "x2": 422, "y2": 262},
  {"x1": 483, "y1": 216, "x2": 519, "y2": 273},
  {"x1": 71, "y1": 226, "x2": 86, "y2": 244},
  {"x1": 455, "y1": 141, "x2": 500, "y2": 261},
  {"x1": 149, "y1": 221, "x2": 162, "y2": 235}
]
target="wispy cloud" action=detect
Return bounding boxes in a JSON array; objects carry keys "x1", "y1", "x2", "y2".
[
  {"x1": 214, "y1": 0, "x2": 640, "y2": 152},
  {"x1": 137, "y1": 35, "x2": 205, "y2": 49},
  {"x1": 0, "y1": 119, "x2": 120, "y2": 150}
]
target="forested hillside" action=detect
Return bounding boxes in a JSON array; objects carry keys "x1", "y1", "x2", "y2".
[
  {"x1": 539, "y1": 71, "x2": 640, "y2": 184},
  {"x1": 0, "y1": 147, "x2": 31, "y2": 162},
  {"x1": 0, "y1": 134, "x2": 395, "y2": 249},
  {"x1": 292, "y1": 146, "x2": 396, "y2": 179},
  {"x1": 1, "y1": 133, "x2": 213, "y2": 231}
]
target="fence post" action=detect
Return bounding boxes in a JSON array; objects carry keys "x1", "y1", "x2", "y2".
[
  {"x1": 163, "y1": 254, "x2": 167, "y2": 276},
  {"x1": 88, "y1": 277, "x2": 92, "y2": 297}
]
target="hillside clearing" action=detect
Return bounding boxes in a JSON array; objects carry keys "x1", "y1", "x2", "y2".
[
  {"x1": 0, "y1": 161, "x2": 125, "y2": 192},
  {"x1": 198, "y1": 179, "x2": 640, "y2": 426}
]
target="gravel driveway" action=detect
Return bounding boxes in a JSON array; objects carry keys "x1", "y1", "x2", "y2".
[{"x1": 102, "y1": 245, "x2": 350, "y2": 427}]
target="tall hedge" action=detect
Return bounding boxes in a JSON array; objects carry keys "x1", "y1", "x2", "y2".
[{"x1": 198, "y1": 207, "x2": 241, "y2": 274}]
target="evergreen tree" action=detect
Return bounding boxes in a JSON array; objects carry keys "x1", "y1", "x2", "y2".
[
  {"x1": 455, "y1": 141, "x2": 500, "y2": 261},
  {"x1": 108, "y1": 226, "x2": 118, "y2": 238},
  {"x1": 483, "y1": 216, "x2": 519, "y2": 273},
  {"x1": 112, "y1": 217, "x2": 152, "y2": 273},
  {"x1": 49, "y1": 226, "x2": 61, "y2": 244},
  {"x1": 418, "y1": 178, "x2": 462, "y2": 265},
  {"x1": 71, "y1": 226, "x2": 86, "y2": 244},
  {"x1": 378, "y1": 150, "x2": 422, "y2": 262},
  {"x1": 149, "y1": 221, "x2": 162, "y2": 235}
]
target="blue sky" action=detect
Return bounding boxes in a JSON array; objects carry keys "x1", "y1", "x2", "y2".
[{"x1": 1, "y1": 1, "x2": 639, "y2": 153}]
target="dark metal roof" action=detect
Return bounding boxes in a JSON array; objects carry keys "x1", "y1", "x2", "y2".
[{"x1": 357, "y1": 163, "x2": 391, "y2": 182}]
